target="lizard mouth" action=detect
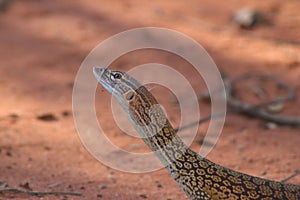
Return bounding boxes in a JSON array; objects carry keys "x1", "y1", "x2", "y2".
[{"x1": 93, "y1": 67, "x2": 114, "y2": 94}]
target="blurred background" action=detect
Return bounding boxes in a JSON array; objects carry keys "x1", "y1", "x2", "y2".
[{"x1": 0, "y1": 0, "x2": 299, "y2": 199}]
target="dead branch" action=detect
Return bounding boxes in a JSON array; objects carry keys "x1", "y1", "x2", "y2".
[
  {"x1": 225, "y1": 73, "x2": 300, "y2": 126},
  {"x1": 176, "y1": 73, "x2": 300, "y2": 131},
  {"x1": 0, "y1": 188, "x2": 81, "y2": 196},
  {"x1": 281, "y1": 170, "x2": 300, "y2": 183}
]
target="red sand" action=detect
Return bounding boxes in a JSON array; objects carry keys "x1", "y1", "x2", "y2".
[{"x1": 0, "y1": 1, "x2": 299, "y2": 199}]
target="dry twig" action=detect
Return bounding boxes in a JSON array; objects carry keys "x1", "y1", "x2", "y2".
[
  {"x1": 281, "y1": 170, "x2": 300, "y2": 183},
  {"x1": 176, "y1": 73, "x2": 300, "y2": 131},
  {"x1": 225, "y1": 73, "x2": 300, "y2": 126},
  {"x1": 0, "y1": 188, "x2": 81, "y2": 196}
]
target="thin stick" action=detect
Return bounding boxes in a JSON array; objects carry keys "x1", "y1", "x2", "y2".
[
  {"x1": 176, "y1": 73, "x2": 300, "y2": 132},
  {"x1": 281, "y1": 170, "x2": 300, "y2": 183},
  {"x1": 0, "y1": 188, "x2": 81, "y2": 196},
  {"x1": 224, "y1": 73, "x2": 300, "y2": 126}
]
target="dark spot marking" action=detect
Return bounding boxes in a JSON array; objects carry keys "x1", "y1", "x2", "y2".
[{"x1": 125, "y1": 91, "x2": 135, "y2": 101}]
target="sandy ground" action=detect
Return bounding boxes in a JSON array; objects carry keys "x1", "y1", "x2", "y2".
[{"x1": 0, "y1": 0, "x2": 300, "y2": 199}]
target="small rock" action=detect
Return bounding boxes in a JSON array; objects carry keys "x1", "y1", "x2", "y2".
[
  {"x1": 237, "y1": 145, "x2": 245, "y2": 151},
  {"x1": 97, "y1": 194, "x2": 103, "y2": 198},
  {"x1": 61, "y1": 110, "x2": 71, "y2": 117},
  {"x1": 139, "y1": 194, "x2": 147, "y2": 199},
  {"x1": 266, "y1": 102, "x2": 284, "y2": 113},
  {"x1": 6, "y1": 150, "x2": 12, "y2": 157},
  {"x1": 19, "y1": 182, "x2": 31, "y2": 190},
  {"x1": 264, "y1": 122, "x2": 278, "y2": 130},
  {"x1": 87, "y1": 181, "x2": 94, "y2": 184},
  {"x1": 261, "y1": 170, "x2": 267, "y2": 176},
  {"x1": 37, "y1": 113, "x2": 58, "y2": 122},
  {"x1": 99, "y1": 184, "x2": 107, "y2": 189},
  {"x1": 9, "y1": 113, "x2": 19, "y2": 124},
  {"x1": 108, "y1": 174, "x2": 116, "y2": 183},
  {"x1": 44, "y1": 146, "x2": 52, "y2": 151},
  {"x1": 0, "y1": 181, "x2": 8, "y2": 188},
  {"x1": 233, "y1": 8, "x2": 261, "y2": 29},
  {"x1": 231, "y1": 139, "x2": 237, "y2": 144},
  {"x1": 0, "y1": 0, "x2": 12, "y2": 12}
]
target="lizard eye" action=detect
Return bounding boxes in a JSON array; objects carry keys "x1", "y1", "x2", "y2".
[
  {"x1": 110, "y1": 72, "x2": 122, "y2": 81},
  {"x1": 114, "y1": 73, "x2": 122, "y2": 79}
]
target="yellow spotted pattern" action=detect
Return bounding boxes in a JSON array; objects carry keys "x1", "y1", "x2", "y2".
[{"x1": 97, "y1": 68, "x2": 300, "y2": 200}]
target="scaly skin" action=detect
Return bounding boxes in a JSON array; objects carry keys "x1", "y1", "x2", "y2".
[{"x1": 93, "y1": 67, "x2": 300, "y2": 200}]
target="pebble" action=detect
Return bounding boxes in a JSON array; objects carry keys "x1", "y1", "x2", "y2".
[
  {"x1": 99, "y1": 184, "x2": 107, "y2": 189},
  {"x1": 37, "y1": 113, "x2": 58, "y2": 122},
  {"x1": 9, "y1": 113, "x2": 19, "y2": 124},
  {"x1": 233, "y1": 8, "x2": 261, "y2": 29},
  {"x1": 267, "y1": 102, "x2": 284, "y2": 113},
  {"x1": 0, "y1": 181, "x2": 8, "y2": 187},
  {"x1": 264, "y1": 122, "x2": 278, "y2": 130},
  {"x1": 19, "y1": 181, "x2": 31, "y2": 190},
  {"x1": 261, "y1": 170, "x2": 267, "y2": 176},
  {"x1": 6, "y1": 150, "x2": 12, "y2": 157},
  {"x1": 0, "y1": 0, "x2": 11, "y2": 12},
  {"x1": 237, "y1": 145, "x2": 245, "y2": 151},
  {"x1": 61, "y1": 110, "x2": 71, "y2": 117},
  {"x1": 139, "y1": 194, "x2": 147, "y2": 199}
]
